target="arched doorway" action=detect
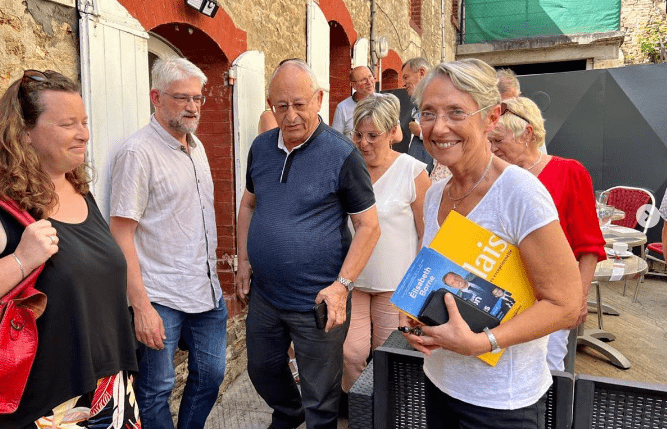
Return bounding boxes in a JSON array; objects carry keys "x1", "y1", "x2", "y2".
[
  {"x1": 382, "y1": 69, "x2": 399, "y2": 90},
  {"x1": 380, "y1": 49, "x2": 404, "y2": 90},
  {"x1": 329, "y1": 20, "x2": 351, "y2": 122}
]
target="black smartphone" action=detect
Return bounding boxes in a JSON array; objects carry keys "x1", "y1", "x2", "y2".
[
  {"x1": 418, "y1": 289, "x2": 500, "y2": 333},
  {"x1": 313, "y1": 301, "x2": 328, "y2": 329}
]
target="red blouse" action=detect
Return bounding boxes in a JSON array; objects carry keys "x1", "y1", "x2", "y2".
[{"x1": 538, "y1": 156, "x2": 606, "y2": 262}]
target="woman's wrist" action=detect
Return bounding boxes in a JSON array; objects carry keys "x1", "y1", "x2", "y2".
[{"x1": 12, "y1": 252, "x2": 26, "y2": 279}]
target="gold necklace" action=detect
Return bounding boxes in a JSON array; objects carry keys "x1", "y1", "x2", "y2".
[{"x1": 447, "y1": 154, "x2": 494, "y2": 210}]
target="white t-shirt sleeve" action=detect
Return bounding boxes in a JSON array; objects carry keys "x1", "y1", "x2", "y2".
[
  {"x1": 499, "y1": 167, "x2": 559, "y2": 245},
  {"x1": 406, "y1": 155, "x2": 427, "y2": 204},
  {"x1": 331, "y1": 105, "x2": 345, "y2": 134}
]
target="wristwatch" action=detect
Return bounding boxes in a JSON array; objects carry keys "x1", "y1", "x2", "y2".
[
  {"x1": 336, "y1": 276, "x2": 355, "y2": 291},
  {"x1": 483, "y1": 327, "x2": 502, "y2": 354}
]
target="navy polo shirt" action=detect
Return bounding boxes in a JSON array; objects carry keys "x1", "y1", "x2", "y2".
[{"x1": 246, "y1": 121, "x2": 375, "y2": 311}]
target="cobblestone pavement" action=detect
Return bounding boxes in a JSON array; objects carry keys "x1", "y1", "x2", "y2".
[{"x1": 205, "y1": 370, "x2": 349, "y2": 429}]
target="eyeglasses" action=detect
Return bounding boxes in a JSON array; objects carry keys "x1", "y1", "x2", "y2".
[
  {"x1": 418, "y1": 104, "x2": 492, "y2": 125},
  {"x1": 500, "y1": 102, "x2": 530, "y2": 124},
  {"x1": 161, "y1": 91, "x2": 206, "y2": 106},
  {"x1": 351, "y1": 130, "x2": 385, "y2": 144},
  {"x1": 271, "y1": 91, "x2": 319, "y2": 114},
  {"x1": 18, "y1": 70, "x2": 52, "y2": 112},
  {"x1": 22, "y1": 69, "x2": 49, "y2": 85}
]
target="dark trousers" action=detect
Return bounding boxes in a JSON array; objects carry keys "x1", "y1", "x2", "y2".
[
  {"x1": 425, "y1": 376, "x2": 547, "y2": 429},
  {"x1": 246, "y1": 290, "x2": 351, "y2": 429}
]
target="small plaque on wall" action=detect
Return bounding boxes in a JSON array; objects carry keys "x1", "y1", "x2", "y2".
[{"x1": 47, "y1": 0, "x2": 75, "y2": 7}]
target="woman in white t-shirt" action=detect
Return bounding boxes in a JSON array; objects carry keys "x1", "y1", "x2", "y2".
[
  {"x1": 402, "y1": 59, "x2": 582, "y2": 428},
  {"x1": 341, "y1": 94, "x2": 430, "y2": 402}
]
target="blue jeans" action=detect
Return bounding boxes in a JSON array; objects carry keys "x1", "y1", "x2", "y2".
[
  {"x1": 246, "y1": 291, "x2": 351, "y2": 429},
  {"x1": 135, "y1": 299, "x2": 227, "y2": 429}
]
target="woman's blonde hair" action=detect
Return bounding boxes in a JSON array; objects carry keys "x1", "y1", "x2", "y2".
[
  {"x1": 0, "y1": 70, "x2": 89, "y2": 218},
  {"x1": 497, "y1": 97, "x2": 546, "y2": 147},
  {"x1": 413, "y1": 58, "x2": 501, "y2": 115},
  {"x1": 352, "y1": 93, "x2": 400, "y2": 134}
]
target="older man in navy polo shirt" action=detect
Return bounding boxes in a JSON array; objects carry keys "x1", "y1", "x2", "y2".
[{"x1": 236, "y1": 60, "x2": 380, "y2": 429}]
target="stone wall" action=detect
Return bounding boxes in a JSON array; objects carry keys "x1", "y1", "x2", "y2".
[
  {"x1": 620, "y1": 0, "x2": 667, "y2": 64},
  {"x1": 220, "y1": 0, "x2": 455, "y2": 98},
  {"x1": 0, "y1": 0, "x2": 79, "y2": 93}
]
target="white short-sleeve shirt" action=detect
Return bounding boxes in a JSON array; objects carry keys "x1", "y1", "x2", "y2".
[
  {"x1": 110, "y1": 116, "x2": 222, "y2": 313},
  {"x1": 422, "y1": 165, "x2": 559, "y2": 410}
]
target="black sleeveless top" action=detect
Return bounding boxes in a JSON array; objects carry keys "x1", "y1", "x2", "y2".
[{"x1": 0, "y1": 194, "x2": 138, "y2": 428}]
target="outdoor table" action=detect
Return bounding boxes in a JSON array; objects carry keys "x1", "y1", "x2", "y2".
[
  {"x1": 602, "y1": 224, "x2": 648, "y2": 299},
  {"x1": 611, "y1": 208, "x2": 625, "y2": 221},
  {"x1": 602, "y1": 225, "x2": 647, "y2": 253},
  {"x1": 577, "y1": 255, "x2": 648, "y2": 370}
]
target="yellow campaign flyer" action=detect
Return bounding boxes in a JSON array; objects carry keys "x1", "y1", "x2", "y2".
[{"x1": 429, "y1": 211, "x2": 536, "y2": 366}]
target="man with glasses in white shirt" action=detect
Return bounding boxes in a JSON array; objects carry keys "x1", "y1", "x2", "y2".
[
  {"x1": 332, "y1": 66, "x2": 376, "y2": 138},
  {"x1": 110, "y1": 57, "x2": 227, "y2": 429}
]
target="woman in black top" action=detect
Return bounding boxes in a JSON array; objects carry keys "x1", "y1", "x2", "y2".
[{"x1": 0, "y1": 70, "x2": 139, "y2": 428}]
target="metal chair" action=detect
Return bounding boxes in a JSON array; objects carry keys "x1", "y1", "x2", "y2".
[
  {"x1": 573, "y1": 374, "x2": 667, "y2": 428},
  {"x1": 605, "y1": 186, "x2": 656, "y2": 299},
  {"x1": 645, "y1": 241, "x2": 667, "y2": 278},
  {"x1": 605, "y1": 186, "x2": 655, "y2": 234}
]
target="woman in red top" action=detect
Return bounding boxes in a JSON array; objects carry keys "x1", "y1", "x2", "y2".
[{"x1": 488, "y1": 96, "x2": 606, "y2": 371}]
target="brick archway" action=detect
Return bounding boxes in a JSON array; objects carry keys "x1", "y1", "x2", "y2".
[
  {"x1": 118, "y1": 1, "x2": 247, "y2": 61},
  {"x1": 318, "y1": 0, "x2": 357, "y2": 45},
  {"x1": 118, "y1": 1, "x2": 247, "y2": 316},
  {"x1": 380, "y1": 49, "x2": 403, "y2": 90},
  {"x1": 329, "y1": 21, "x2": 351, "y2": 123},
  {"x1": 382, "y1": 69, "x2": 399, "y2": 90}
]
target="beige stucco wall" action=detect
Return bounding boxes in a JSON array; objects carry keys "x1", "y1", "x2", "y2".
[
  {"x1": 620, "y1": 0, "x2": 667, "y2": 64},
  {"x1": 0, "y1": 0, "x2": 79, "y2": 93},
  {"x1": 220, "y1": 0, "x2": 456, "y2": 94}
]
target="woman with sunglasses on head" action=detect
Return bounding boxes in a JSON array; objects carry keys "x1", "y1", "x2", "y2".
[
  {"x1": 488, "y1": 96, "x2": 606, "y2": 373},
  {"x1": 400, "y1": 59, "x2": 582, "y2": 429},
  {"x1": 0, "y1": 70, "x2": 139, "y2": 428},
  {"x1": 340, "y1": 93, "x2": 430, "y2": 415}
]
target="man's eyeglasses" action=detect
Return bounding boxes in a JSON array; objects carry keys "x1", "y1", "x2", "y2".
[
  {"x1": 271, "y1": 91, "x2": 319, "y2": 114},
  {"x1": 161, "y1": 91, "x2": 206, "y2": 106},
  {"x1": 351, "y1": 130, "x2": 385, "y2": 144},
  {"x1": 500, "y1": 102, "x2": 530, "y2": 124},
  {"x1": 418, "y1": 104, "x2": 492, "y2": 125}
]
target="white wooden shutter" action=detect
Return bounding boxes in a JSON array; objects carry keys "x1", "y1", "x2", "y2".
[
  {"x1": 306, "y1": 1, "x2": 330, "y2": 123},
  {"x1": 353, "y1": 38, "x2": 370, "y2": 68},
  {"x1": 232, "y1": 51, "x2": 266, "y2": 215},
  {"x1": 78, "y1": 0, "x2": 150, "y2": 218}
]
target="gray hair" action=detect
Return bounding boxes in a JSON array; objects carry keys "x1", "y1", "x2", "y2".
[
  {"x1": 413, "y1": 59, "x2": 501, "y2": 115},
  {"x1": 497, "y1": 68, "x2": 521, "y2": 98},
  {"x1": 352, "y1": 93, "x2": 400, "y2": 134},
  {"x1": 269, "y1": 59, "x2": 321, "y2": 92},
  {"x1": 151, "y1": 57, "x2": 207, "y2": 91},
  {"x1": 497, "y1": 97, "x2": 546, "y2": 147},
  {"x1": 402, "y1": 57, "x2": 430, "y2": 73}
]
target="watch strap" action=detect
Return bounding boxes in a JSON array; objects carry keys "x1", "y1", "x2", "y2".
[{"x1": 336, "y1": 276, "x2": 354, "y2": 291}]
